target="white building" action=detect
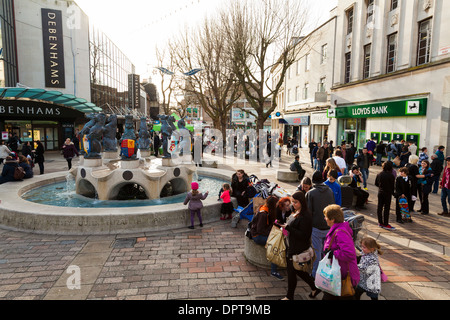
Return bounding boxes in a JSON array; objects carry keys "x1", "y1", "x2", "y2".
[
  {"x1": 331, "y1": 0, "x2": 450, "y2": 152},
  {"x1": 272, "y1": 0, "x2": 450, "y2": 154}
]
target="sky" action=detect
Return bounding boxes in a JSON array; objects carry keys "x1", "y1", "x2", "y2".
[{"x1": 75, "y1": 0, "x2": 338, "y2": 80}]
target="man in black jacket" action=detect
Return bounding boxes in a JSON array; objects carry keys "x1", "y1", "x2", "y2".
[
  {"x1": 375, "y1": 161, "x2": 396, "y2": 230},
  {"x1": 357, "y1": 148, "x2": 373, "y2": 190},
  {"x1": 431, "y1": 154, "x2": 443, "y2": 194}
]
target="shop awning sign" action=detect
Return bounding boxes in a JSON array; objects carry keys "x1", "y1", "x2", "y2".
[{"x1": 333, "y1": 98, "x2": 428, "y2": 119}]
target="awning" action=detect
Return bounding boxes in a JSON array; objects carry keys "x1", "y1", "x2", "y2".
[{"x1": 0, "y1": 88, "x2": 103, "y2": 113}]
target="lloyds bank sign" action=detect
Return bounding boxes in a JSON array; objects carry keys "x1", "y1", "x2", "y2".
[{"x1": 328, "y1": 98, "x2": 428, "y2": 119}]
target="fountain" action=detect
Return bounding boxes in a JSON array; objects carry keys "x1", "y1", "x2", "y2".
[{"x1": 0, "y1": 113, "x2": 235, "y2": 235}]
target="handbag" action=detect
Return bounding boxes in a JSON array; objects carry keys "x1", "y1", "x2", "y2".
[
  {"x1": 292, "y1": 247, "x2": 316, "y2": 273},
  {"x1": 265, "y1": 226, "x2": 287, "y2": 268},
  {"x1": 393, "y1": 156, "x2": 401, "y2": 167}
]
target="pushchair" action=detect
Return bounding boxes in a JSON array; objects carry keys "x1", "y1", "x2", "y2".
[{"x1": 343, "y1": 208, "x2": 365, "y2": 250}]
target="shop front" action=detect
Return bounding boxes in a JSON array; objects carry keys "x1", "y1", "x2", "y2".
[
  {"x1": 310, "y1": 111, "x2": 330, "y2": 144},
  {"x1": 330, "y1": 97, "x2": 428, "y2": 152},
  {"x1": 283, "y1": 114, "x2": 310, "y2": 148},
  {"x1": 0, "y1": 88, "x2": 102, "y2": 151}
]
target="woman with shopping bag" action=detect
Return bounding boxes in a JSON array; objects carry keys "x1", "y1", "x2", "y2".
[
  {"x1": 250, "y1": 196, "x2": 285, "y2": 280},
  {"x1": 317, "y1": 205, "x2": 360, "y2": 300},
  {"x1": 279, "y1": 191, "x2": 321, "y2": 300}
]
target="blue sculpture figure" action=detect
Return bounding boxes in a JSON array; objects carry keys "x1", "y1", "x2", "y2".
[
  {"x1": 137, "y1": 117, "x2": 151, "y2": 151},
  {"x1": 103, "y1": 114, "x2": 118, "y2": 152},
  {"x1": 79, "y1": 113, "x2": 97, "y2": 156},
  {"x1": 120, "y1": 115, "x2": 137, "y2": 161},
  {"x1": 85, "y1": 113, "x2": 106, "y2": 159},
  {"x1": 158, "y1": 115, "x2": 176, "y2": 159}
]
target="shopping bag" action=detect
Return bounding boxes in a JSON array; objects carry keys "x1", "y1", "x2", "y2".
[
  {"x1": 265, "y1": 226, "x2": 287, "y2": 268},
  {"x1": 314, "y1": 252, "x2": 342, "y2": 296}
]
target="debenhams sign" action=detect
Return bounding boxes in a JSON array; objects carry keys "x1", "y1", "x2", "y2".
[
  {"x1": 42, "y1": 9, "x2": 66, "y2": 88},
  {"x1": 0, "y1": 100, "x2": 83, "y2": 118}
]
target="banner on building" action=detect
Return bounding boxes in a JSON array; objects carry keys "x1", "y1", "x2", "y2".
[
  {"x1": 41, "y1": 9, "x2": 66, "y2": 88},
  {"x1": 128, "y1": 74, "x2": 141, "y2": 109}
]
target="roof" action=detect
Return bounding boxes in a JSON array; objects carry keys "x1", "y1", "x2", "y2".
[{"x1": 0, "y1": 88, "x2": 103, "y2": 114}]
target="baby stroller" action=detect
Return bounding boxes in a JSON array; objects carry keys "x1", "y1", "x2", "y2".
[{"x1": 343, "y1": 208, "x2": 365, "y2": 250}]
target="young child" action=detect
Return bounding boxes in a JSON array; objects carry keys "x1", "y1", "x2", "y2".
[
  {"x1": 324, "y1": 170, "x2": 342, "y2": 206},
  {"x1": 395, "y1": 167, "x2": 413, "y2": 223},
  {"x1": 183, "y1": 182, "x2": 209, "y2": 229},
  {"x1": 355, "y1": 237, "x2": 384, "y2": 300},
  {"x1": 220, "y1": 183, "x2": 234, "y2": 220}
]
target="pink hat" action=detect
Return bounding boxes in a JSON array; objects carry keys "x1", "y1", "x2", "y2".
[{"x1": 191, "y1": 182, "x2": 199, "y2": 190}]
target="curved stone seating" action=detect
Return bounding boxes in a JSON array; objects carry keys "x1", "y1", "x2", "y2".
[
  {"x1": 244, "y1": 237, "x2": 271, "y2": 269},
  {"x1": 277, "y1": 170, "x2": 298, "y2": 183}
]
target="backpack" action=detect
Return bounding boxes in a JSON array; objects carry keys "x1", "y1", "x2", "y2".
[
  {"x1": 14, "y1": 166, "x2": 25, "y2": 180},
  {"x1": 290, "y1": 163, "x2": 297, "y2": 172}
]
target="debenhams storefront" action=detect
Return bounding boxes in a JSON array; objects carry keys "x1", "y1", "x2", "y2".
[{"x1": 0, "y1": 88, "x2": 101, "y2": 151}]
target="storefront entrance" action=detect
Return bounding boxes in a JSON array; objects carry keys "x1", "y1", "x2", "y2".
[{"x1": 4, "y1": 120, "x2": 60, "y2": 151}]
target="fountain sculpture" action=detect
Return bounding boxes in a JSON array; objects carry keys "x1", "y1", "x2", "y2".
[{"x1": 76, "y1": 113, "x2": 196, "y2": 201}]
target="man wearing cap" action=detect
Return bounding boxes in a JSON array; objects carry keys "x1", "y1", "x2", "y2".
[
  {"x1": 306, "y1": 171, "x2": 335, "y2": 278},
  {"x1": 439, "y1": 157, "x2": 450, "y2": 217}
]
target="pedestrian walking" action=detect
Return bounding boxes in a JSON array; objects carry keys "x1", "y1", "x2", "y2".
[
  {"x1": 375, "y1": 161, "x2": 396, "y2": 230},
  {"x1": 322, "y1": 205, "x2": 360, "y2": 300},
  {"x1": 183, "y1": 182, "x2": 208, "y2": 229},
  {"x1": 439, "y1": 157, "x2": 450, "y2": 217},
  {"x1": 418, "y1": 147, "x2": 429, "y2": 165},
  {"x1": 279, "y1": 191, "x2": 320, "y2": 300},
  {"x1": 305, "y1": 171, "x2": 335, "y2": 278},
  {"x1": 417, "y1": 160, "x2": 434, "y2": 215},
  {"x1": 355, "y1": 237, "x2": 384, "y2": 301},
  {"x1": 406, "y1": 155, "x2": 420, "y2": 212},
  {"x1": 61, "y1": 138, "x2": 79, "y2": 170},
  {"x1": 309, "y1": 139, "x2": 318, "y2": 168}
]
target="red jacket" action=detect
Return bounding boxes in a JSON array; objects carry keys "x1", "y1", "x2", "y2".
[{"x1": 441, "y1": 167, "x2": 450, "y2": 189}]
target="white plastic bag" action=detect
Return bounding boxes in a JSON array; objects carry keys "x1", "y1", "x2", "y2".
[{"x1": 314, "y1": 252, "x2": 342, "y2": 296}]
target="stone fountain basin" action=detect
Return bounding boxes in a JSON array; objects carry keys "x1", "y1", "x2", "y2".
[{"x1": 0, "y1": 168, "x2": 236, "y2": 236}]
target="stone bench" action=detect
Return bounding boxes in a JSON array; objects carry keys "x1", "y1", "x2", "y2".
[
  {"x1": 277, "y1": 170, "x2": 298, "y2": 183},
  {"x1": 244, "y1": 237, "x2": 271, "y2": 269}
]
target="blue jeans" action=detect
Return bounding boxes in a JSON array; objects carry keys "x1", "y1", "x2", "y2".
[
  {"x1": 387, "y1": 152, "x2": 396, "y2": 162},
  {"x1": 361, "y1": 168, "x2": 369, "y2": 188},
  {"x1": 441, "y1": 188, "x2": 450, "y2": 213},
  {"x1": 432, "y1": 176, "x2": 440, "y2": 194},
  {"x1": 376, "y1": 153, "x2": 383, "y2": 165},
  {"x1": 253, "y1": 235, "x2": 278, "y2": 274},
  {"x1": 311, "y1": 227, "x2": 330, "y2": 278}
]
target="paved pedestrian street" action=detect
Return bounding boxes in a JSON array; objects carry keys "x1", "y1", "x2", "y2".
[{"x1": 0, "y1": 152, "x2": 449, "y2": 301}]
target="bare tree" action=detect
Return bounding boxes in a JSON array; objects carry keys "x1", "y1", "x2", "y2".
[
  {"x1": 155, "y1": 44, "x2": 178, "y2": 115},
  {"x1": 221, "y1": 0, "x2": 312, "y2": 130},
  {"x1": 171, "y1": 17, "x2": 242, "y2": 140}
]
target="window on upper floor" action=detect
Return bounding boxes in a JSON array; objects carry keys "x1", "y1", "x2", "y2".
[
  {"x1": 363, "y1": 44, "x2": 371, "y2": 79},
  {"x1": 366, "y1": 0, "x2": 375, "y2": 24},
  {"x1": 344, "y1": 52, "x2": 351, "y2": 83},
  {"x1": 390, "y1": 0, "x2": 398, "y2": 11},
  {"x1": 321, "y1": 44, "x2": 328, "y2": 64},
  {"x1": 386, "y1": 33, "x2": 397, "y2": 73},
  {"x1": 318, "y1": 77, "x2": 326, "y2": 93},
  {"x1": 305, "y1": 54, "x2": 311, "y2": 72},
  {"x1": 346, "y1": 7, "x2": 354, "y2": 34},
  {"x1": 417, "y1": 18, "x2": 432, "y2": 66},
  {"x1": 303, "y1": 83, "x2": 309, "y2": 100},
  {"x1": 295, "y1": 86, "x2": 301, "y2": 101}
]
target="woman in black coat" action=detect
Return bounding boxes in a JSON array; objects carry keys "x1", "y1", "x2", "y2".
[
  {"x1": 231, "y1": 170, "x2": 250, "y2": 208},
  {"x1": 34, "y1": 141, "x2": 45, "y2": 175},
  {"x1": 280, "y1": 191, "x2": 320, "y2": 300}
]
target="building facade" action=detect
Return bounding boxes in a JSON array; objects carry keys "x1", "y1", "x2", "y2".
[
  {"x1": 0, "y1": 0, "x2": 142, "y2": 151},
  {"x1": 330, "y1": 0, "x2": 450, "y2": 153},
  {"x1": 273, "y1": 0, "x2": 450, "y2": 154}
]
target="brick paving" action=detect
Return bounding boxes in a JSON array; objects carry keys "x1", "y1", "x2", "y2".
[{"x1": 0, "y1": 151, "x2": 449, "y2": 300}]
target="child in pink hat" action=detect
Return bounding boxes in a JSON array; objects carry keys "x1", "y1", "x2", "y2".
[{"x1": 184, "y1": 182, "x2": 209, "y2": 229}]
